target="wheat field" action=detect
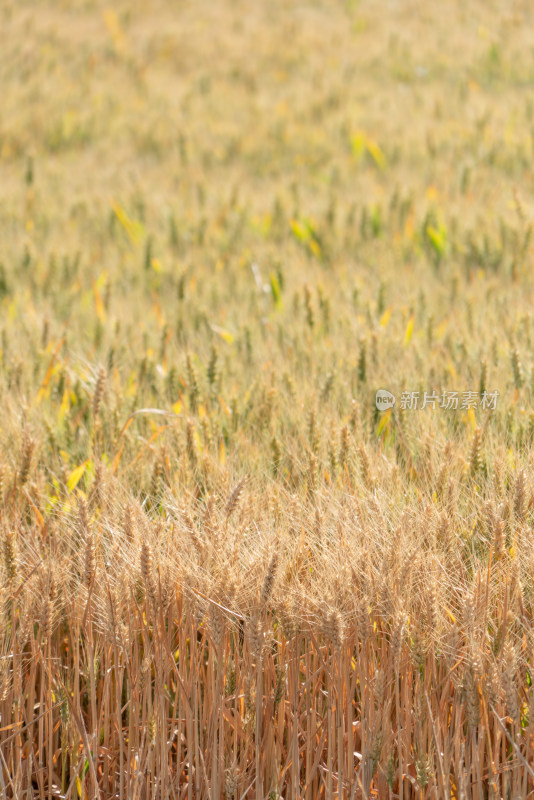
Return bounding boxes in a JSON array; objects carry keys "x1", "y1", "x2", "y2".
[{"x1": 2, "y1": 0, "x2": 534, "y2": 797}]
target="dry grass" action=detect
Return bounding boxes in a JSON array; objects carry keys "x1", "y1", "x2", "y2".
[{"x1": 2, "y1": 0, "x2": 534, "y2": 797}]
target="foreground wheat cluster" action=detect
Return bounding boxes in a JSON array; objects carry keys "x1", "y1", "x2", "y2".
[{"x1": 2, "y1": 0, "x2": 534, "y2": 798}]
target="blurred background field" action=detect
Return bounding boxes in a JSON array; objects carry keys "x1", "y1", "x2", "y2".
[{"x1": 2, "y1": 1, "x2": 534, "y2": 798}]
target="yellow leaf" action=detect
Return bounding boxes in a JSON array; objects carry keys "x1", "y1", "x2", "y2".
[
  {"x1": 112, "y1": 442, "x2": 124, "y2": 474},
  {"x1": 210, "y1": 324, "x2": 234, "y2": 344},
  {"x1": 290, "y1": 218, "x2": 308, "y2": 242},
  {"x1": 404, "y1": 314, "x2": 415, "y2": 345},
  {"x1": 309, "y1": 238, "x2": 322, "y2": 258},
  {"x1": 219, "y1": 439, "x2": 226, "y2": 465},
  {"x1": 446, "y1": 359, "x2": 457, "y2": 379},
  {"x1": 366, "y1": 139, "x2": 387, "y2": 170},
  {"x1": 153, "y1": 299, "x2": 164, "y2": 327},
  {"x1": 172, "y1": 401, "x2": 182, "y2": 415},
  {"x1": 76, "y1": 776, "x2": 82, "y2": 798},
  {"x1": 59, "y1": 388, "x2": 70, "y2": 422},
  {"x1": 467, "y1": 406, "x2": 477, "y2": 432},
  {"x1": 198, "y1": 404, "x2": 206, "y2": 419},
  {"x1": 111, "y1": 201, "x2": 144, "y2": 246},
  {"x1": 67, "y1": 460, "x2": 89, "y2": 493},
  {"x1": 45, "y1": 491, "x2": 59, "y2": 512},
  {"x1": 23, "y1": 489, "x2": 46, "y2": 533},
  {"x1": 7, "y1": 297, "x2": 17, "y2": 321},
  {"x1": 435, "y1": 318, "x2": 448, "y2": 339},
  {"x1": 426, "y1": 223, "x2": 447, "y2": 257},
  {"x1": 379, "y1": 307, "x2": 392, "y2": 327},
  {"x1": 444, "y1": 606, "x2": 456, "y2": 623},
  {"x1": 218, "y1": 395, "x2": 231, "y2": 416},
  {"x1": 351, "y1": 131, "x2": 367, "y2": 160},
  {"x1": 376, "y1": 407, "x2": 391, "y2": 436},
  {"x1": 103, "y1": 9, "x2": 127, "y2": 55},
  {"x1": 92, "y1": 278, "x2": 105, "y2": 321},
  {"x1": 35, "y1": 337, "x2": 65, "y2": 406},
  {"x1": 352, "y1": 131, "x2": 387, "y2": 169},
  {"x1": 121, "y1": 425, "x2": 169, "y2": 474},
  {"x1": 117, "y1": 415, "x2": 135, "y2": 441}
]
